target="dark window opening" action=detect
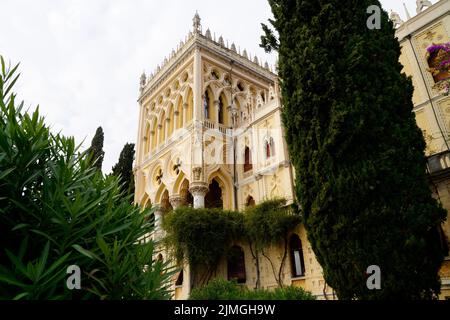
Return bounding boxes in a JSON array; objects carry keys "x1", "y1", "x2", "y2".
[
  {"x1": 227, "y1": 245, "x2": 246, "y2": 284},
  {"x1": 175, "y1": 270, "x2": 184, "y2": 286},
  {"x1": 244, "y1": 146, "x2": 252, "y2": 172},
  {"x1": 204, "y1": 91, "x2": 210, "y2": 119},
  {"x1": 205, "y1": 179, "x2": 223, "y2": 209},
  {"x1": 290, "y1": 234, "x2": 305, "y2": 277},
  {"x1": 218, "y1": 97, "x2": 224, "y2": 124}
]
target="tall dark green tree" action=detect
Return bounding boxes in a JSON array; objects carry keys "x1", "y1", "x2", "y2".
[
  {"x1": 262, "y1": 0, "x2": 447, "y2": 299},
  {"x1": 88, "y1": 127, "x2": 105, "y2": 171},
  {"x1": 111, "y1": 143, "x2": 135, "y2": 197}
]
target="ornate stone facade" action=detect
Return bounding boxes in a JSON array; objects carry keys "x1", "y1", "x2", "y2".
[{"x1": 135, "y1": 1, "x2": 450, "y2": 300}]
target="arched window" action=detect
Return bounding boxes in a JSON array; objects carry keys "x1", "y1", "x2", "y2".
[
  {"x1": 265, "y1": 137, "x2": 275, "y2": 158},
  {"x1": 227, "y1": 245, "x2": 246, "y2": 284},
  {"x1": 290, "y1": 234, "x2": 305, "y2": 277},
  {"x1": 218, "y1": 97, "x2": 224, "y2": 124},
  {"x1": 203, "y1": 91, "x2": 210, "y2": 119},
  {"x1": 205, "y1": 179, "x2": 223, "y2": 209},
  {"x1": 246, "y1": 196, "x2": 255, "y2": 207},
  {"x1": 244, "y1": 146, "x2": 252, "y2": 172}
]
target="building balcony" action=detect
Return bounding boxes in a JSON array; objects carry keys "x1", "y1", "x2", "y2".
[{"x1": 427, "y1": 149, "x2": 450, "y2": 180}]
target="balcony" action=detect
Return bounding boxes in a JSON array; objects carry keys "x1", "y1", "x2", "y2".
[{"x1": 427, "y1": 150, "x2": 450, "y2": 179}]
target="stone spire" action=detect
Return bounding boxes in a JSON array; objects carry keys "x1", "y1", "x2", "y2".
[
  {"x1": 205, "y1": 28, "x2": 212, "y2": 39},
  {"x1": 218, "y1": 36, "x2": 224, "y2": 47},
  {"x1": 193, "y1": 11, "x2": 201, "y2": 34},
  {"x1": 403, "y1": 3, "x2": 412, "y2": 20},
  {"x1": 140, "y1": 71, "x2": 146, "y2": 90}
]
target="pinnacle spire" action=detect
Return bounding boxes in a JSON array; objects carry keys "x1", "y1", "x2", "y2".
[{"x1": 193, "y1": 11, "x2": 201, "y2": 33}]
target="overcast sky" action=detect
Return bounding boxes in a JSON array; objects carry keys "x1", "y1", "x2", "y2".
[{"x1": 0, "y1": 0, "x2": 438, "y2": 173}]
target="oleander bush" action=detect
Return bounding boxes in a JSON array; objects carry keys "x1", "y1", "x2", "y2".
[{"x1": 0, "y1": 56, "x2": 173, "y2": 300}]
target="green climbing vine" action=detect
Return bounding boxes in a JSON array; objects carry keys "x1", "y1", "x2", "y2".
[{"x1": 162, "y1": 198, "x2": 301, "y2": 288}]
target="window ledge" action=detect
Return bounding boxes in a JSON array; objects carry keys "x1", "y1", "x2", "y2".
[
  {"x1": 175, "y1": 285, "x2": 183, "y2": 288},
  {"x1": 290, "y1": 276, "x2": 306, "y2": 281}
]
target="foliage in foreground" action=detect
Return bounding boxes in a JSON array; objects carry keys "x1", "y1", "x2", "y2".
[
  {"x1": 0, "y1": 56, "x2": 173, "y2": 300},
  {"x1": 189, "y1": 278, "x2": 315, "y2": 300},
  {"x1": 261, "y1": 0, "x2": 447, "y2": 299}
]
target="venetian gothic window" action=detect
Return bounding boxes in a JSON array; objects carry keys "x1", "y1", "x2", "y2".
[
  {"x1": 203, "y1": 91, "x2": 210, "y2": 120},
  {"x1": 218, "y1": 96, "x2": 224, "y2": 125},
  {"x1": 227, "y1": 245, "x2": 246, "y2": 284},
  {"x1": 205, "y1": 179, "x2": 223, "y2": 209},
  {"x1": 290, "y1": 234, "x2": 305, "y2": 277},
  {"x1": 265, "y1": 137, "x2": 275, "y2": 158},
  {"x1": 244, "y1": 146, "x2": 252, "y2": 172},
  {"x1": 246, "y1": 196, "x2": 255, "y2": 207}
]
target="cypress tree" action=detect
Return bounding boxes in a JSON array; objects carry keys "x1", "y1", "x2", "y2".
[
  {"x1": 112, "y1": 143, "x2": 135, "y2": 196},
  {"x1": 262, "y1": 0, "x2": 446, "y2": 299},
  {"x1": 88, "y1": 126, "x2": 105, "y2": 171}
]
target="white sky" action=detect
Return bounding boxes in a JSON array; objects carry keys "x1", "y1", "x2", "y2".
[{"x1": 0, "y1": 0, "x2": 438, "y2": 173}]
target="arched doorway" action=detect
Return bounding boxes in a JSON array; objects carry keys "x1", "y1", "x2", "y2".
[{"x1": 205, "y1": 178, "x2": 223, "y2": 209}]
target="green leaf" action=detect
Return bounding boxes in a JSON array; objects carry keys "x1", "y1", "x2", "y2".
[{"x1": 72, "y1": 244, "x2": 101, "y2": 261}]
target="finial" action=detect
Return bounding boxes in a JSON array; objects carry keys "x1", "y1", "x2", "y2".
[
  {"x1": 231, "y1": 43, "x2": 237, "y2": 53},
  {"x1": 242, "y1": 49, "x2": 248, "y2": 59},
  {"x1": 253, "y1": 56, "x2": 259, "y2": 65},
  {"x1": 193, "y1": 11, "x2": 201, "y2": 33},
  {"x1": 389, "y1": 10, "x2": 404, "y2": 28},
  {"x1": 140, "y1": 71, "x2": 146, "y2": 90},
  {"x1": 205, "y1": 28, "x2": 212, "y2": 39},
  {"x1": 264, "y1": 62, "x2": 269, "y2": 70},
  {"x1": 218, "y1": 36, "x2": 224, "y2": 47}
]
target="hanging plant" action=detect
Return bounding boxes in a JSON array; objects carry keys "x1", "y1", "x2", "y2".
[{"x1": 426, "y1": 43, "x2": 450, "y2": 95}]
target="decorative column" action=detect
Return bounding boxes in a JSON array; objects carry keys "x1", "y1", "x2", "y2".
[
  {"x1": 149, "y1": 130, "x2": 155, "y2": 152},
  {"x1": 183, "y1": 103, "x2": 189, "y2": 126},
  {"x1": 165, "y1": 118, "x2": 170, "y2": 141},
  {"x1": 169, "y1": 194, "x2": 184, "y2": 209},
  {"x1": 154, "y1": 205, "x2": 164, "y2": 239},
  {"x1": 174, "y1": 110, "x2": 179, "y2": 131},
  {"x1": 193, "y1": 47, "x2": 202, "y2": 121},
  {"x1": 157, "y1": 124, "x2": 163, "y2": 147},
  {"x1": 214, "y1": 100, "x2": 220, "y2": 124},
  {"x1": 189, "y1": 181, "x2": 209, "y2": 208}
]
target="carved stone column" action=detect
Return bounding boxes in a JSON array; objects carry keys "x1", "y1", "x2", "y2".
[
  {"x1": 169, "y1": 194, "x2": 184, "y2": 209},
  {"x1": 154, "y1": 206, "x2": 164, "y2": 239},
  {"x1": 183, "y1": 103, "x2": 188, "y2": 126},
  {"x1": 189, "y1": 182, "x2": 209, "y2": 209},
  {"x1": 213, "y1": 100, "x2": 220, "y2": 124}
]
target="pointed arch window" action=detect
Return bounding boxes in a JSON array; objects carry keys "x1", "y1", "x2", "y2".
[
  {"x1": 290, "y1": 234, "x2": 305, "y2": 277},
  {"x1": 218, "y1": 97, "x2": 224, "y2": 124},
  {"x1": 246, "y1": 196, "x2": 255, "y2": 207},
  {"x1": 203, "y1": 91, "x2": 210, "y2": 119},
  {"x1": 265, "y1": 137, "x2": 275, "y2": 158},
  {"x1": 244, "y1": 146, "x2": 252, "y2": 172},
  {"x1": 227, "y1": 245, "x2": 246, "y2": 284}
]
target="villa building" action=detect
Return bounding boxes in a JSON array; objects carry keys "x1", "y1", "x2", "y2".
[{"x1": 134, "y1": 0, "x2": 450, "y2": 299}]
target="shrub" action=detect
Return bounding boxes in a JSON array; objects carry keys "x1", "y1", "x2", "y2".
[
  {"x1": 163, "y1": 207, "x2": 243, "y2": 286},
  {"x1": 0, "y1": 56, "x2": 173, "y2": 300},
  {"x1": 189, "y1": 278, "x2": 315, "y2": 300}
]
